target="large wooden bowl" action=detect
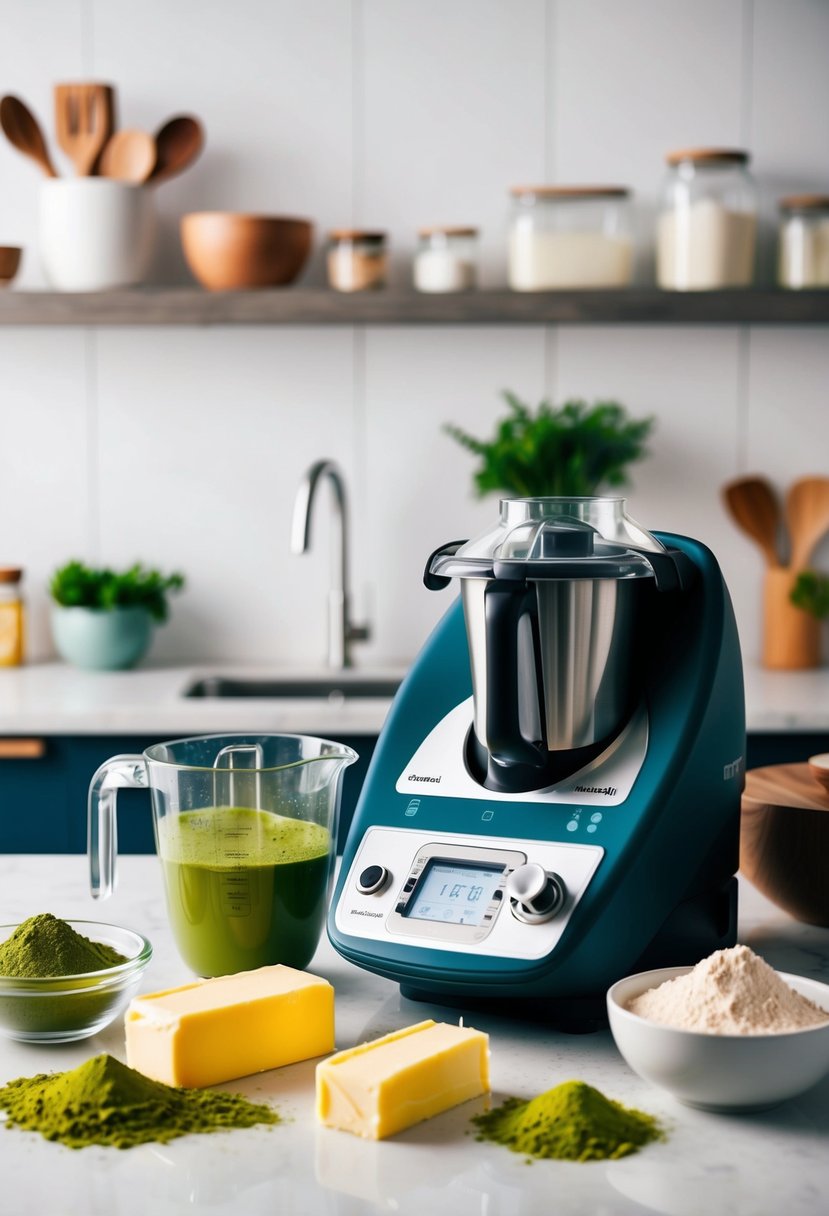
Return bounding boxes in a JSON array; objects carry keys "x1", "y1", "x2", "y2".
[
  {"x1": 180, "y1": 213, "x2": 313, "y2": 290},
  {"x1": 741, "y1": 763, "x2": 829, "y2": 927},
  {"x1": 0, "y1": 246, "x2": 22, "y2": 286}
]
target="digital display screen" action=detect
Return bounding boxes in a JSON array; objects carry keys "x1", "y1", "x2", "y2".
[{"x1": 405, "y1": 861, "x2": 504, "y2": 926}]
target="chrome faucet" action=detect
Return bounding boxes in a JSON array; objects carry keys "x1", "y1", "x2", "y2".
[{"x1": 290, "y1": 459, "x2": 370, "y2": 668}]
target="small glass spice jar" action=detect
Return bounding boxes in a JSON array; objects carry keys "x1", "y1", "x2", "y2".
[
  {"x1": 508, "y1": 186, "x2": 633, "y2": 291},
  {"x1": 0, "y1": 568, "x2": 25, "y2": 666},
  {"x1": 327, "y1": 230, "x2": 387, "y2": 292},
  {"x1": 778, "y1": 196, "x2": 829, "y2": 289},
  {"x1": 657, "y1": 148, "x2": 757, "y2": 290},
  {"x1": 414, "y1": 227, "x2": 478, "y2": 293}
]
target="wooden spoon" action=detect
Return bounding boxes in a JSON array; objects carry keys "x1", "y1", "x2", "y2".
[
  {"x1": 722, "y1": 476, "x2": 782, "y2": 567},
  {"x1": 147, "y1": 115, "x2": 204, "y2": 186},
  {"x1": 98, "y1": 129, "x2": 157, "y2": 184},
  {"x1": 785, "y1": 477, "x2": 829, "y2": 570},
  {"x1": 0, "y1": 95, "x2": 57, "y2": 177}
]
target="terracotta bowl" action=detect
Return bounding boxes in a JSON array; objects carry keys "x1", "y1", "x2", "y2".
[
  {"x1": 0, "y1": 246, "x2": 22, "y2": 287},
  {"x1": 741, "y1": 763, "x2": 829, "y2": 927},
  {"x1": 180, "y1": 213, "x2": 313, "y2": 290}
]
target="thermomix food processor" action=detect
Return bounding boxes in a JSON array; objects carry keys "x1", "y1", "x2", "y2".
[{"x1": 329, "y1": 497, "x2": 745, "y2": 1012}]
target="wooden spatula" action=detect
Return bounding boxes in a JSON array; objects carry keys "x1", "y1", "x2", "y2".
[
  {"x1": 785, "y1": 477, "x2": 829, "y2": 570},
  {"x1": 54, "y1": 82, "x2": 114, "y2": 175},
  {"x1": 722, "y1": 476, "x2": 782, "y2": 567}
]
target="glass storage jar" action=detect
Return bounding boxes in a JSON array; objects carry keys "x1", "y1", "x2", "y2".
[
  {"x1": 0, "y1": 568, "x2": 24, "y2": 666},
  {"x1": 414, "y1": 226, "x2": 478, "y2": 292},
  {"x1": 778, "y1": 196, "x2": 829, "y2": 289},
  {"x1": 327, "y1": 230, "x2": 387, "y2": 292},
  {"x1": 657, "y1": 148, "x2": 757, "y2": 290},
  {"x1": 508, "y1": 186, "x2": 633, "y2": 291}
]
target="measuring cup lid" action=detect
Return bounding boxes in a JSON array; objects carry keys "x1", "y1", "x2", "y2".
[{"x1": 428, "y1": 497, "x2": 665, "y2": 582}]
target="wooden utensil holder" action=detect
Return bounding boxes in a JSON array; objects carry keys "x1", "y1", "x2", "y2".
[{"x1": 763, "y1": 568, "x2": 821, "y2": 669}]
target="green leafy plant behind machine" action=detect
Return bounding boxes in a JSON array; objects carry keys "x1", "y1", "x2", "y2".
[{"x1": 445, "y1": 392, "x2": 654, "y2": 498}]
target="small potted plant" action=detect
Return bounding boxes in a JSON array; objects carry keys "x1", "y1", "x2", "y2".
[
  {"x1": 49, "y1": 561, "x2": 185, "y2": 670},
  {"x1": 445, "y1": 391, "x2": 654, "y2": 498},
  {"x1": 780, "y1": 571, "x2": 829, "y2": 668}
]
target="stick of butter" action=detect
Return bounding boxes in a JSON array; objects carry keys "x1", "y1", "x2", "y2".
[
  {"x1": 126, "y1": 964, "x2": 334, "y2": 1088},
  {"x1": 316, "y1": 1018, "x2": 490, "y2": 1140}
]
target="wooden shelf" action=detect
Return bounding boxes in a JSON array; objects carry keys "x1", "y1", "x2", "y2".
[{"x1": 0, "y1": 287, "x2": 828, "y2": 326}]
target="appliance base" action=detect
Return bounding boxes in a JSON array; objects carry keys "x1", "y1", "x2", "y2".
[
  {"x1": 399, "y1": 986, "x2": 609, "y2": 1033},
  {"x1": 398, "y1": 877, "x2": 738, "y2": 1026}
]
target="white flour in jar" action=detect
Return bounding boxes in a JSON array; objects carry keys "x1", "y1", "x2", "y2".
[
  {"x1": 628, "y1": 945, "x2": 829, "y2": 1035},
  {"x1": 657, "y1": 198, "x2": 755, "y2": 289}
]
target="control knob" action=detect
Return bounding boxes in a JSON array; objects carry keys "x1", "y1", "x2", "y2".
[
  {"x1": 356, "y1": 865, "x2": 390, "y2": 895},
  {"x1": 506, "y1": 863, "x2": 565, "y2": 924}
]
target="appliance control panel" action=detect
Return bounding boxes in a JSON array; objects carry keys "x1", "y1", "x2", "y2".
[{"x1": 335, "y1": 827, "x2": 603, "y2": 961}]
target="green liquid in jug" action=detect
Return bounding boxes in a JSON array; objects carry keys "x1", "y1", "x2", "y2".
[{"x1": 157, "y1": 807, "x2": 331, "y2": 977}]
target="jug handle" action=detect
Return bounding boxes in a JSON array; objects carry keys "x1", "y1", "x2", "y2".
[
  {"x1": 484, "y1": 582, "x2": 548, "y2": 775},
  {"x1": 88, "y1": 755, "x2": 147, "y2": 899}
]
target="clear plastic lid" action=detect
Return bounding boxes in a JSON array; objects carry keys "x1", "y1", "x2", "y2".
[{"x1": 430, "y1": 497, "x2": 665, "y2": 582}]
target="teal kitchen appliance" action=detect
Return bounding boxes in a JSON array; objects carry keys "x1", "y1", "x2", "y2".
[{"x1": 329, "y1": 498, "x2": 744, "y2": 1009}]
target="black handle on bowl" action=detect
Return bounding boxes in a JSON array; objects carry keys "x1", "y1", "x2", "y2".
[{"x1": 483, "y1": 580, "x2": 548, "y2": 775}]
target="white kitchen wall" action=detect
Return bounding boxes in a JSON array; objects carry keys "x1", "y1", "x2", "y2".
[{"x1": 0, "y1": 0, "x2": 827, "y2": 668}]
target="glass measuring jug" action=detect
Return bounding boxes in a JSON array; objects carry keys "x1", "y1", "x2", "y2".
[{"x1": 89, "y1": 734, "x2": 357, "y2": 976}]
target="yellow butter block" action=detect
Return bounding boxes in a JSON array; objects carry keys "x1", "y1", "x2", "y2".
[
  {"x1": 316, "y1": 1019, "x2": 490, "y2": 1140},
  {"x1": 125, "y1": 964, "x2": 334, "y2": 1088}
]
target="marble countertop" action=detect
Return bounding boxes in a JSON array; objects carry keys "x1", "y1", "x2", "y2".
[
  {"x1": 0, "y1": 659, "x2": 827, "y2": 738},
  {"x1": 0, "y1": 662, "x2": 406, "y2": 737},
  {"x1": 0, "y1": 856, "x2": 827, "y2": 1216}
]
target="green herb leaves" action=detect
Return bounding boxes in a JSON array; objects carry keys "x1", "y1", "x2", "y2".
[
  {"x1": 49, "y1": 561, "x2": 185, "y2": 623},
  {"x1": 445, "y1": 392, "x2": 654, "y2": 498},
  {"x1": 791, "y1": 571, "x2": 829, "y2": 621}
]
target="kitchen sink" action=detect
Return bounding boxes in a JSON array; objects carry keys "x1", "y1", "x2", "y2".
[{"x1": 183, "y1": 676, "x2": 401, "y2": 700}]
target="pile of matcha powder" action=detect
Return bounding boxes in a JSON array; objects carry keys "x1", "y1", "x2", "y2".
[
  {"x1": 473, "y1": 1080, "x2": 664, "y2": 1162},
  {"x1": 0, "y1": 913, "x2": 127, "y2": 977},
  {"x1": 0, "y1": 1054, "x2": 280, "y2": 1150}
]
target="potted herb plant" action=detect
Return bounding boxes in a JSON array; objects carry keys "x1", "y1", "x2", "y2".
[
  {"x1": 445, "y1": 391, "x2": 654, "y2": 498},
  {"x1": 791, "y1": 572, "x2": 829, "y2": 622},
  {"x1": 49, "y1": 561, "x2": 185, "y2": 670},
  {"x1": 783, "y1": 571, "x2": 829, "y2": 668}
]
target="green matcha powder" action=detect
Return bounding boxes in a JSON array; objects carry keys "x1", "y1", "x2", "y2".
[
  {"x1": 0, "y1": 914, "x2": 127, "y2": 978},
  {"x1": 0, "y1": 1054, "x2": 280, "y2": 1150},
  {"x1": 473, "y1": 1080, "x2": 664, "y2": 1162},
  {"x1": 0, "y1": 913, "x2": 134, "y2": 1038}
]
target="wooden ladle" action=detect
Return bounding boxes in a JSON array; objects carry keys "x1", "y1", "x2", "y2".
[
  {"x1": 0, "y1": 95, "x2": 57, "y2": 177},
  {"x1": 99, "y1": 129, "x2": 157, "y2": 184},
  {"x1": 147, "y1": 115, "x2": 204, "y2": 186},
  {"x1": 785, "y1": 477, "x2": 829, "y2": 570},
  {"x1": 722, "y1": 476, "x2": 782, "y2": 567}
]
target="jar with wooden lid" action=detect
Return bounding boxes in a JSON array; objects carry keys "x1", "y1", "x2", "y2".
[
  {"x1": 657, "y1": 148, "x2": 757, "y2": 290},
  {"x1": 327, "y1": 230, "x2": 387, "y2": 292},
  {"x1": 508, "y1": 186, "x2": 633, "y2": 291},
  {"x1": 0, "y1": 568, "x2": 24, "y2": 666},
  {"x1": 778, "y1": 196, "x2": 829, "y2": 289},
  {"x1": 414, "y1": 227, "x2": 478, "y2": 293}
]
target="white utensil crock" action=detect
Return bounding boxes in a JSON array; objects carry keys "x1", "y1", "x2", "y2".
[{"x1": 39, "y1": 179, "x2": 156, "y2": 291}]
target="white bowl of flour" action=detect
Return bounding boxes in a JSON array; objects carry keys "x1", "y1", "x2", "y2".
[{"x1": 607, "y1": 946, "x2": 829, "y2": 1111}]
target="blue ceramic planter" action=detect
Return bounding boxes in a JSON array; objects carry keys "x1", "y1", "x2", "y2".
[{"x1": 51, "y1": 605, "x2": 154, "y2": 670}]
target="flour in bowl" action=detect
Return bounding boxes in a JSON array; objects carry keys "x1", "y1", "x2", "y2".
[{"x1": 628, "y1": 945, "x2": 829, "y2": 1035}]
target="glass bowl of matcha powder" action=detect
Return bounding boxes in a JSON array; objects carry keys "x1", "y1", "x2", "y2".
[{"x1": 0, "y1": 914, "x2": 152, "y2": 1043}]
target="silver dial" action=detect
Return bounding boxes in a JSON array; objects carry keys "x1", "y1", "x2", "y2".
[{"x1": 506, "y1": 863, "x2": 565, "y2": 924}]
